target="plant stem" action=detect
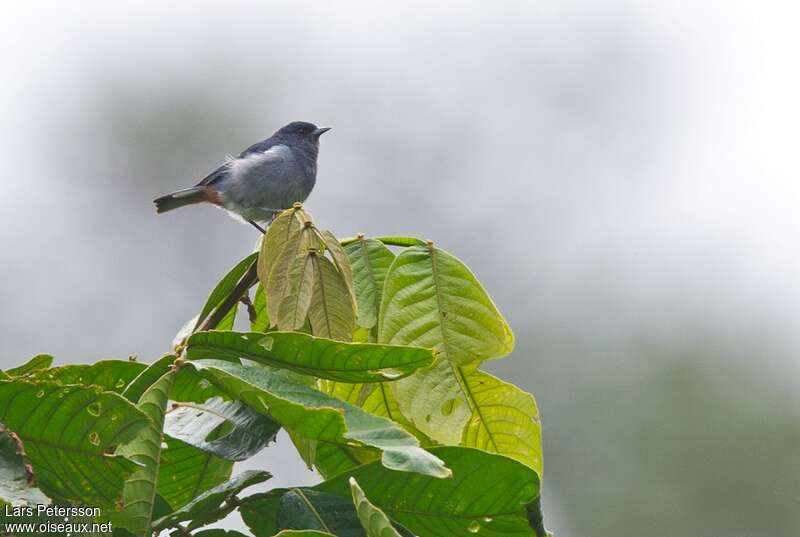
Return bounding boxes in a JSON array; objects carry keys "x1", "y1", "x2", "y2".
[{"x1": 196, "y1": 261, "x2": 259, "y2": 332}]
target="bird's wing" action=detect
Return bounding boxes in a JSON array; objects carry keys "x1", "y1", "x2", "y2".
[
  {"x1": 195, "y1": 161, "x2": 232, "y2": 187},
  {"x1": 227, "y1": 144, "x2": 295, "y2": 182},
  {"x1": 195, "y1": 144, "x2": 291, "y2": 187},
  {"x1": 238, "y1": 137, "x2": 279, "y2": 157}
]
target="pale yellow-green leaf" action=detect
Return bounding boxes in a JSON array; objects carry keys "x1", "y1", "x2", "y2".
[
  {"x1": 308, "y1": 255, "x2": 355, "y2": 342},
  {"x1": 276, "y1": 254, "x2": 316, "y2": 330},
  {"x1": 320, "y1": 229, "x2": 357, "y2": 308},
  {"x1": 266, "y1": 230, "x2": 304, "y2": 323},
  {"x1": 391, "y1": 358, "x2": 471, "y2": 445},
  {"x1": 378, "y1": 245, "x2": 513, "y2": 366},
  {"x1": 379, "y1": 245, "x2": 541, "y2": 474},
  {"x1": 257, "y1": 208, "x2": 302, "y2": 289}
]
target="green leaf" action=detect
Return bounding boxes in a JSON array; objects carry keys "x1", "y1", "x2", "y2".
[
  {"x1": 114, "y1": 371, "x2": 176, "y2": 536},
  {"x1": 194, "y1": 253, "x2": 259, "y2": 332},
  {"x1": 153, "y1": 470, "x2": 270, "y2": 529},
  {"x1": 186, "y1": 331, "x2": 435, "y2": 383},
  {"x1": 460, "y1": 370, "x2": 542, "y2": 474},
  {"x1": 190, "y1": 360, "x2": 450, "y2": 479},
  {"x1": 163, "y1": 396, "x2": 280, "y2": 461},
  {"x1": 157, "y1": 436, "x2": 232, "y2": 511},
  {"x1": 27, "y1": 360, "x2": 147, "y2": 393},
  {"x1": 194, "y1": 530, "x2": 251, "y2": 537},
  {"x1": 238, "y1": 488, "x2": 370, "y2": 537},
  {"x1": 123, "y1": 355, "x2": 174, "y2": 403},
  {"x1": 250, "y1": 283, "x2": 270, "y2": 332},
  {"x1": 277, "y1": 489, "x2": 365, "y2": 536},
  {"x1": 273, "y1": 531, "x2": 337, "y2": 537},
  {"x1": 339, "y1": 236, "x2": 426, "y2": 248},
  {"x1": 0, "y1": 379, "x2": 149, "y2": 507},
  {"x1": 344, "y1": 237, "x2": 395, "y2": 329},
  {"x1": 350, "y1": 477, "x2": 402, "y2": 537},
  {"x1": 217, "y1": 300, "x2": 239, "y2": 331},
  {"x1": 320, "y1": 382, "x2": 426, "y2": 442},
  {"x1": 6, "y1": 355, "x2": 54, "y2": 376},
  {"x1": 317, "y1": 447, "x2": 541, "y2": 537},
  {"x1": 308, "y1": 255, "x2": 355, "y2": 341},
  {"x1": 379, "y1": 245, "x2": 513, "y2": 366},
  {"x1": 378, "y1": 245, "x2": 541, "y2": 473},
  {"x1": 0, "y1": 424, "x2": 50, "y2": 506}
]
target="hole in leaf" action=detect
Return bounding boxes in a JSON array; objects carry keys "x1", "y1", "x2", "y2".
[
  {"x1": 376, "y1": 368, "x2": 404, "y2": 380},
  {"x1": 87, "y1": 402, "x2": 101, "y2": 416},
  {"x1": 468, "y1": 521, "x2": 481, "y2": 533},
  {"x1": 258, "y1": 336, "x2": 274, "y2": 351},
  {"x1": 88, "y1": 432, "x2": 100, "y2": 446}
]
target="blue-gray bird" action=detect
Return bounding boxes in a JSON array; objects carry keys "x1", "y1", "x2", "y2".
[{"x1": 154, "y1": 121, "x2": 331, "y2": 232}]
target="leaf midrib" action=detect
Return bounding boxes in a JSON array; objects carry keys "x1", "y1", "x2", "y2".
[{"x1": 427, "y1": 246, "x2": 500, "y2": 453}]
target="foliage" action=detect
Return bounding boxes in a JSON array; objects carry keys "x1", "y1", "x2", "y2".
[{"x1": 0, "y1": 205, "x2": 548, "y2": 536}]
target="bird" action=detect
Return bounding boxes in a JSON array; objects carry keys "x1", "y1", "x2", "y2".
[{"x1": 154, "y1": 121, "x2": 331, "y2": 232}]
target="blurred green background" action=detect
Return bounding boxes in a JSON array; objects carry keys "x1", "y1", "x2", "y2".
[{"x1": 1, "y1": 1, "x2": 798, "y2": 535}]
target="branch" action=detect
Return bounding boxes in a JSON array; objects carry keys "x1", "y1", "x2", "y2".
[{"x1": 196, "y1": 261, "x2": 259, "y2": 333}]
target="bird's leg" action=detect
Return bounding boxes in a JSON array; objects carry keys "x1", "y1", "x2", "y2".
[{"x1": 248, "y1": 220, "x2": 266, "y2": 234}]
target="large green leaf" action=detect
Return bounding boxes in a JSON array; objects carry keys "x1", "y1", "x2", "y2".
[
  {"x1": 379, "y1": 245, "x2": 513, "y2": 365},
  {"x1": 123, "y1": 356, "x2": 175, "y2": 403},
  {"x1": 320, "y1": 381, "x2": 426, "y2": 443},
  {"x1": 378, "y1": 245, "x2": 541, "y2": 473},
  {"x1": 317, "y1": 447, "x2": 541, "y2": 537},
  {"x1": 186, "y1": 331, "x2": 435, "y2": 383},
  {"x1": 28, "y1": 360, "x2": 146, "y2": 393},
  {"x1": 340, "y1": 236, "x2": 426, "y2": 248},
  {"x1": 350, "y1": 478, "x2": 402, "y2": 537},
  {"x1": 194, "y1": 253, "x2": 259, "y2": 332},
  {"x1": 238, "y1": 488, "x2": 373, "y2": 537},
  {"x1": 460, "y1": 370, "x2": 542, "y2": 472},
  {"x1": 278, "y1": 489, "x2": 365, "y2": 536},
  {"x1": 153, "y1": 470, "x2": 270, "y2": 530},
  {"x1": 115, "y1": 371, "x2": 176, "y2": 536},
  {"x1": 194, "y1": 530, "x2": 251, "y2": 537},
  {"x1": 157, "y1": 436, "x2": 232, "y2": 511},
  {"x1": 189, "y1": 360, "x2": 450, "y2": 479},
  {"x1": 0, "y1": 379, "x2": 149, "y2": 507},
  {"x1": 391, "y1": 360, "x2": 542, "y2": 473},
  {"x1": 308, "y1": 255, "x2": 355, "y2": 341},
  {"x1": 344, "y1": 237, "x2": 395, "y2": 329},
  {"x1": 163, "y1": 396, "x2": 280, "y2": 461},
  {"x1": 6, "y1": 355, "x2": 54, "y2": 376},
  {"x1": 0, "y1": 424, "x2": 49, "y2": 506},
  {"x1": 275, "y1": 530, "x2": 336, "y2": 537}
]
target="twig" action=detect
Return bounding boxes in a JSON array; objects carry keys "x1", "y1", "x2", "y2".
[{"x1": 196, "y1": 262, "x2": 259, "y2": 333}]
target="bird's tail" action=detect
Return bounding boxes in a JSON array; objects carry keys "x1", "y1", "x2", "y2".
[{"x1": 154, "y1": 187, "x2": 210, "y2": 213}]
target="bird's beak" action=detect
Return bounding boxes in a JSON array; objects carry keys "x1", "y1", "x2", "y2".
[{"x1": 313, "y1": 127, "x2": 332, "y2": 137}]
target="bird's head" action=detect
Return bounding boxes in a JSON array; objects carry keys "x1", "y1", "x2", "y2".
[{"x1": 275, "y1": 121, "x2": 331, "y2": 145}]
